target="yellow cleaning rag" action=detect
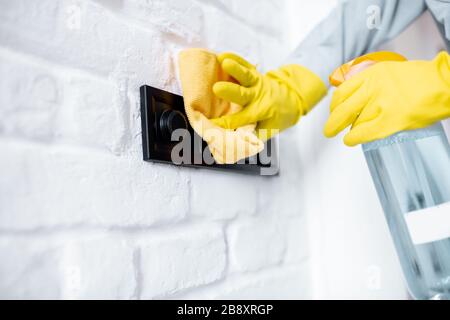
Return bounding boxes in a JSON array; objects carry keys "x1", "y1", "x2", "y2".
[{"x1": 178, "y1": 48, "x2": 264, "y2": 164}]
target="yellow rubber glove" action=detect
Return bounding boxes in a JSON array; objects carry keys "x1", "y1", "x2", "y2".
[
  {"x1": 324, "y1": 51, "x2": 450, "y2": 146},
  {"x1": 211, "y1": 53, "x2": 327, "y2": 140}
]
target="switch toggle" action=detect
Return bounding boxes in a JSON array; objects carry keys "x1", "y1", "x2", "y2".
[{"x1": 159, "y1": 109, "x2": 188, "y2": 141}]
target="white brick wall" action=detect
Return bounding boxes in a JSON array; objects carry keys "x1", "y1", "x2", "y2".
[{"x1": 0, "y1": 0, "x2": 312, "y2": 299}]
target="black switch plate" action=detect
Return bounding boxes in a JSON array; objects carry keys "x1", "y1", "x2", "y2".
[{"x1": 140, "y1": 85, "x2": 279, "y2": 175}]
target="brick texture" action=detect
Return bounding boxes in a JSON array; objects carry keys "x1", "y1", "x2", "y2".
[{"x1": 0, "y1": 0, "x2": 314, "y2": 299}]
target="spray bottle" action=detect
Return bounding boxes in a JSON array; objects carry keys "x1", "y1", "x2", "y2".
[{"x1": 330, "y1": 52, "x2": 450, "y2": 300}]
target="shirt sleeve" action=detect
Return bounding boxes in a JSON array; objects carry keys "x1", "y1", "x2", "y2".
[
  {"x1": 426, "y1": 0, "x2": 450, "y2": 49},
  {"x1": 285, "y1": 0, "x2": 427, "y2": 85}
]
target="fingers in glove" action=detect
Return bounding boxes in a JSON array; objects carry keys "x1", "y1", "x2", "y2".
[
  {"x1": 330, "y1": 76, "x2": 364, "y2": 112},
  {"x1": 213, "y1": 81, "x2": 254, "y2": 106},
  {"x1": 324, "y1": 90, "x2": 368, "y2": 137},
  {"x1": 221, "y1": 58, "x2": 258, "y2": 87},
  {"x1": 344, "y1": 117, "x2": 384, "y2": 146},
  {"x1": 218, "y1": 52, "x2": 255, "y2": 69},
  {"x1": 210, "y1": 106, "x2": 260, "y2": 129}
]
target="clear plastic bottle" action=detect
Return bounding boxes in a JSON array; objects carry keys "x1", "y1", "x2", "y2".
[
  {"x1": 363, "y1": 124, "x2": 450, "y2": 299},
  {"x1": 330, "y1": 52, "x2": 450, "y2": 299}
]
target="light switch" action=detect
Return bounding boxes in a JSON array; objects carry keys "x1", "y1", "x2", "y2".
[{"x1": 140, "y1": 85, "x2": 278, "y2": 175}]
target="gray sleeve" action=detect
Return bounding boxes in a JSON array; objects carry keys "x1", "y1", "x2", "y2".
[
  {"x1": 285, "y1": 0, "x2": 427, "y2": 85},
  {"x1": 426, "y1": 0, "x2": 450, "y2": 49}
]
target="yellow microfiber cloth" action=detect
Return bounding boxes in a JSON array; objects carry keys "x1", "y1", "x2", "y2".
[{"x1": 178, "y1": 48, "x2": 264, "y2": 164}]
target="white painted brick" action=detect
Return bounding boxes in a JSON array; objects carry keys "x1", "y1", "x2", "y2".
[
  {"x1": 200, "y1": 3, "x2": 287, "y2": 70},
  {"x1": 0, "y1": 0, "x2": 319, "y2": 300},
  {"x1": 60, "y1": 237, "x2": 135, "y2": 299},
  {"x1": 201, "y1": 5, "x2": 262, "y2": 63},
  {"x1": 178, "y1": 265, "x2": 312, "y2": 299},
  {"x1": 0, "y1": 139, "x2": 188, "y2": 229},
  {"x1": 258, "y1": 177, "x2": 303, "y2": 217},
  {"x1": 284, "y1": 217, "x2": 310, "y2": 264},
  {"x1": 62, "y1": 76, "x2": 128, "y2": 154},
  {"x1": 0, "y1": 49, "x2": 127, "y2": 153},
  {"x1": 90, "y1": 0, "x2": 124, "y2": 11},
  {"x1": 202, "y1": 0, "x2": 233, "y2": 11},
  {"x1": 258, "y1": 135, "x2": 306, "y2": 217},
  {"x1": 215, "y1": 266, "x2": 312, "y2": 299},
  {"x1": 227, "y1": 217, "x2": 286, "y2": 272},
  {"x1": 228, "y1": 0, "x2": 284, "y2": 36},
  {"x1": 197, "y1": 0, "x2": 283, "y2": 35},
  {"x1": 122, "y1": 0, "x2": 204, "y2": 43},
  {"x1": 190, "y1": 171, "x2": 258, "y2": 220},
  {"x1": 0, "y1": 0, "x2": 170, "y2": 80},
  {"x1": 0, "y1": 236, "x2": 136, "y2": 299},
  {"x1": 0, "y1": 239, "x2": 62, "y2": 299},
  {"x1": 0, "y1": 58, "x2": 58, "y2": 141},
  {"x1": 139, "y1": 225, "x2": 226, "y2": 298}
]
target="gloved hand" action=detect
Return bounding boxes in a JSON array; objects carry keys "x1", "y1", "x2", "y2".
[
  {"x1": 211, "y1": 53, "x2": 327, "y2": 140},
  {"x1": 324, "y1": 52, "x2": 450, "y2": 146}
]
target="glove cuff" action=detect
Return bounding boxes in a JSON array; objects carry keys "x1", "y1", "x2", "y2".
[
  {"x1": 435, "y1": 51, "x2": 450, "y2": 87},
  {"x1": 272, "y1": 64, "x2": 328, "y2": 115}
]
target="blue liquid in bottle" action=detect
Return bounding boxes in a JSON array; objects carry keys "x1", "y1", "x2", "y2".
[{"x1": 363, "y1": 123, "x2": 450, "y2": 299}]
